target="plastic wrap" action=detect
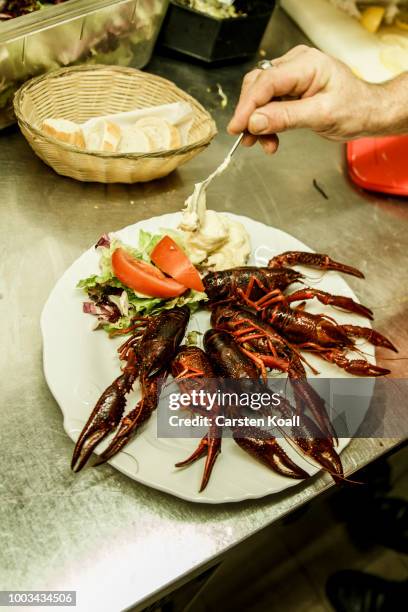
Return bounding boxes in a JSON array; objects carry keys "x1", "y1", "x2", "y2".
[{"x1": 0, "y1": 0, "x2": 169, "y2": 128}]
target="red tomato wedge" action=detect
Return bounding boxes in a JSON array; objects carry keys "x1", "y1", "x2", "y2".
[
  {"x1": 150, "y1": 236, "x2": 204, "y2": 292},
  {"x1": 112, "y1": 248, "x2": 187, "y2": 298}
]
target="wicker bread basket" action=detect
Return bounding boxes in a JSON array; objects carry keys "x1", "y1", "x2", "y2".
[{"x1": 14, "y1": 65, "x2": 217, "y2": 183}]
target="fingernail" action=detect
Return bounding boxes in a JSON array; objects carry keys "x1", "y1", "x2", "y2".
[{"x1": 249, "y1": 113, "x2": 268, "y2": 134}]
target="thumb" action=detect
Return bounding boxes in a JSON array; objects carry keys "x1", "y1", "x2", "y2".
[{"x1": 248, "y1": 97, "x2": 325, "y2": 135}]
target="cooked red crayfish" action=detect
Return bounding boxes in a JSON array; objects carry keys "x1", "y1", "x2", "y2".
[
  {"x1": 203, "y1": 329, "x2": 309, "y2": 480},
  {"x1": 204, "y1": 249, "x2": 395, "y2": 376},
  {"x1": 204, "y1": 266, "x2": 302, "y2": 309},
  {"x1": 71, "y1": 306, "x2": 190, "y2": 472},
  {"x1": 72, "y1": 248, "x2": 393, "y2": 491},
  {"x1": 263, "y1": 305, "x2": 396, "y2": 376},
  {"x1": 204, "y1": 251, "x2": 372, "y2": 317},
  {"x1": 171, "y1": 340, "x2": 312, "y2": 488},
  {"x1": 211, "y1": 305, "x2": 337, "y2": 443},
  {"x1": 204, "y1": 328, "x2": 343, "y2": 480},
  {"x1": 171, "y1": 346, "x2": 222, "y2": 492}
]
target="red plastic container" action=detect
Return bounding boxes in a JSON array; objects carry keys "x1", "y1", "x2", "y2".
[{"x1": 347, "y1": 136, "x2": 408, "y2": 196}]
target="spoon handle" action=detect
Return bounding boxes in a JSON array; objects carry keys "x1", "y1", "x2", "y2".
[{"x1": 228, "y1": 132, "x2": 245, "y2": 158}]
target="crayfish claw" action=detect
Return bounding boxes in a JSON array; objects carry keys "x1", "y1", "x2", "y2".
[
  {"x1": 286, "y1": 288, "x2": 374, "y2": 320},
  {"x1": 71, "y1": 373, "x2": 133, "y2": 472},
  {"x1": 286, "y1": 413, "x2": 343, "y2": 479},
  {"x1": 199, "y1": 436, "x2": 222, "y2": 492},
  {"x1": 95, "y1": 381, "x2": 159, "y2": 465},
  {"x1": 72, "y1": 308, "x2": 189, "y2": 471},
  {"x1": 345, "y1": 360, "x2": 391, "y2": 377},
  {"x1": 72, "y1": 427, "x2": 113, "y2": 473},
  {"x1": 291, "y1": 380, "x2": 338, "y2": 445},
  {"x1": 341, "y1": 325, "x2": 398, "y2": 353},
  {"x1": 176, "y1": 434, "x2": 221, "y2": 492},
  {"x1": 175, "y1": 435, "x2": 209, "y2": 468},
  {"x1": 233, "y1": 430, "x2": 310, "y2": 480},
  {"x1": 312, "y1": 347, "x2": 391, "y2": 377},
  {"x1": 312, "y1": 443, "x2": 343, "y2": 477},
  {"x1": 269, "y1": 251, "x2": 365, "y2": 279},
  {"x1": 302, "y1": 439, "x2": 343, "y2": 479}
]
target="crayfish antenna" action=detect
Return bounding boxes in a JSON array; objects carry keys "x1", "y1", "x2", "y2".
[
  {"x1": 268, "y1": 251, "x2": 365, "y2": 279},
  {"x1": 71, "y1": 373, "x2": 134, "y2": 472}
]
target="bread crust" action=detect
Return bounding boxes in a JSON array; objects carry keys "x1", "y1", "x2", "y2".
[{"x1": 42, "y1": 119, "x2": 85, "y2": 149}]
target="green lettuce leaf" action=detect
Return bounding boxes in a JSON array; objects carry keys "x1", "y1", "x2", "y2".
[{"x1": 78, "y1": 229, "x2": 207, "y2": 335}]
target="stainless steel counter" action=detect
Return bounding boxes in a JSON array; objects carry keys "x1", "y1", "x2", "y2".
[{"x1": 0, "y1": 7, "x2": 406, "y2": 612}]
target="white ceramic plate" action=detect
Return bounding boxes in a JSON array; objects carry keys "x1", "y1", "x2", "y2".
[{"x1": 41, "y1": 213, "x2": 374, "y2": 503}]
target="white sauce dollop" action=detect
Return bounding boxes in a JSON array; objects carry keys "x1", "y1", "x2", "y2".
[{"x1": 179, "y1": 148, "x2": 251, "y2": 270}]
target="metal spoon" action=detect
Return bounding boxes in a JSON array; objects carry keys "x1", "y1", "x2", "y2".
[{"x1": 180, "y1": 60, "x2": 274, "y2": 231}]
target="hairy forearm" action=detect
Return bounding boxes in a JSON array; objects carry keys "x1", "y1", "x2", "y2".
[
  {"x1": 229, "y1": 46, "x2": 408, "y2": 154},
  {"x1": 372, "y1": 73, "x2": 408, "y2": 136},
  {"x1": 313, "y1": 71, "x2": 408, "y2": 140}
]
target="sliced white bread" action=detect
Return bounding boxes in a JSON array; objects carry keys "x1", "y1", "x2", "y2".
[
  {"x1": 42, "y1": 118, "x2": 85, "y2": 149},
  {"x1": 84, "y1": 120, "x2": 122, "y2": 153},
  {"x1": 119, "y1": 125, "x2": 154, "y2": 154},
  {"x1": 133, "y1": 116, "x2": 181, "y2": 151}
]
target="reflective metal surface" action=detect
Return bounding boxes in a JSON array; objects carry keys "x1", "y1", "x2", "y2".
[{"x1": 0, "y1": 8, "x2": 405, "y2": 612}]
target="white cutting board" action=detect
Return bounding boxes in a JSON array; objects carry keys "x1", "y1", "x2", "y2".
[{"x1": 281, "y1": 0, "x2": 407, "y2": 82}]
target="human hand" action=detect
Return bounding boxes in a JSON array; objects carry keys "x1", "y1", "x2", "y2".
[{"x1": 228, "y1": 45, "x2": 385, "y2": 154}]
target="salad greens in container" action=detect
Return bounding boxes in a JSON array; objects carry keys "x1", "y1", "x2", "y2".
[
  {"x1": 0, "y1": 0, "x2": 168, "y2": 128},
  {"x1": 0, "y1": 2, "x2": 69, "y2": 20}
]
